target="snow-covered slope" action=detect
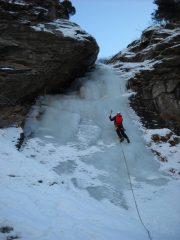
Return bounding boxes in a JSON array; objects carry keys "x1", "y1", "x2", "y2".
[
  {"x1": 1, "y1": 64, "x2": 180, "y2": 240},
  {"x1": 0, "y1": 128, "x2": 148, "y2": 240}
]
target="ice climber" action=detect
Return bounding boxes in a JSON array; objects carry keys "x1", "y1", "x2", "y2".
[{"x1": 109, "y1": 111, "x2": 130, "y2": 143}]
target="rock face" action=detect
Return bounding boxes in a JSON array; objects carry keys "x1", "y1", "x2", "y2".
[
  {"x1": 0, "y1": 0, "x2": 99, "y2": 127},
  {"x1": 107, "y1": 23, "x2": 180, "y2": 134}
]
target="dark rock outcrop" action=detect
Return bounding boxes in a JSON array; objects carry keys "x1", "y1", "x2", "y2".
[
  {"x1": 0, "y1": 0, "x2": 99, "y2": 127},
  {"x1": 107, "y1": 23, "x2": 180, "y2": 134},
  {"x1": 152, "y1": 0, "x2": 180, "y2": 23},
  {"x1": 0, "y1": 0, "x2": 70, "y2": 22}
]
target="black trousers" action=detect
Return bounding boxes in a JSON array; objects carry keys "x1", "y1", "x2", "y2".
[{"x1": 115, "y1": 124, "x2": 129, "y2": 140}]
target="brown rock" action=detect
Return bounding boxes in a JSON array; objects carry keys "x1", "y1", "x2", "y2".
[
  {"x1": 107, "y1": 23, "x2": 180, "y2": 134},
  {"x1": 0, "y1": 0, "x2": 99, "y2": 127}
]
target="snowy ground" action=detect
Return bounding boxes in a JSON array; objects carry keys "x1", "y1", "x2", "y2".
[{"x1": 0, "y1": 64, "x2": 180, "y2": 240}]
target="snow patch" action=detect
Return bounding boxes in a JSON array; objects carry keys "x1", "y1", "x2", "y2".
[
  {"x1": 143, "y1": 128, "x2": 180, "y2": 176},
  {"x1": 31, "y1": 19, "x2": 91, "y2": 41},
  {"x1": 2, "y1": 0, "x2": 27, "y2": 5}
]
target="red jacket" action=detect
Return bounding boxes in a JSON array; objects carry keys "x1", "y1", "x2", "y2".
[{"x1": 109, "y1": 113, "x2": 123, "y2": 125}]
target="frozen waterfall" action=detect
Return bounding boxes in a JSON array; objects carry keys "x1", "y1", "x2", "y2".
[{"x1": 23, "y1": 63, "x2": 180, "y2": 240}]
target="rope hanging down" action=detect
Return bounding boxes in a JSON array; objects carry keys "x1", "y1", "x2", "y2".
[{"x1": 120, "y1": 143, "x2": 152, "y2": 240}]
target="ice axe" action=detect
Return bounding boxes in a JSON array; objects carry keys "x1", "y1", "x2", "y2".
[{"x1": 109, "y1": 109, "x2": 113, "y2": 115}]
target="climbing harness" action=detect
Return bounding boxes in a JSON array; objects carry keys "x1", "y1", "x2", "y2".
[{"x1": 120, "y1": 143, "x2": 152, "y2": 240}]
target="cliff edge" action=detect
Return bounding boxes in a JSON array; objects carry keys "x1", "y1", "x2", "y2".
[
  {"x1": 107, "y1": 23, "x2": 180, "y2": 134},
  {"x1": 0, "y1": 0, "x2": 99, "y2": 127}
]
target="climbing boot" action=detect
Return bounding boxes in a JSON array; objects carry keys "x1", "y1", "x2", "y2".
[
  {"x1": 120, "y1": 137, "x2": 124, "y2": 142},
  {"x1": 127, "y1": 138, "x2": 130, "y2": 143}
]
